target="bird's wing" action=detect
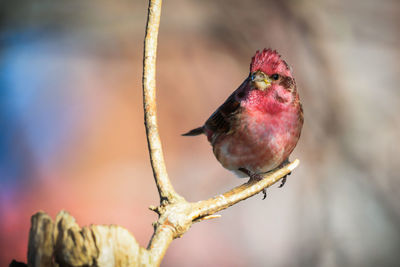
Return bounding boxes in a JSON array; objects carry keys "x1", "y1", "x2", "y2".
[{"x1": 204, "y1": 91, "x2": 242, "y2": 141}]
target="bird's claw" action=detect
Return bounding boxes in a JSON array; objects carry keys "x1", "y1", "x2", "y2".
[
  {"x1": 278, "y1": 171, "x2": 291, "y2": 188},
  {"x1": 262, "y1": 188, "x2": 267, "y2": 200}
]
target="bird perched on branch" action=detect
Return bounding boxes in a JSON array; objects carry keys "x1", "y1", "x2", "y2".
[{"x1": 183, "y1": 49, "x2": 303, "y2": 198}]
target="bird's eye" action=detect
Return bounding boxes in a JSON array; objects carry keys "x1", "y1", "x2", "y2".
[{"x1": 271, "y1": 74, "x2": 280, "y2": 80}]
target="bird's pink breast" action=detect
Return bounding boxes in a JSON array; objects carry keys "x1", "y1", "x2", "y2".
[{"x1": 213, "y1": 101, "x2": 301, "y2": 175}]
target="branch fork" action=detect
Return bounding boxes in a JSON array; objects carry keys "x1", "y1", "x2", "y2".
[{"x1": 146, "y1": 159, "x2": 299, "y2": 265}]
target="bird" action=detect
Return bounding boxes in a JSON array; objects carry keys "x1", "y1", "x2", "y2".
[{"x1": 183, "y1": 49, "x2": 303, "y2": 198}]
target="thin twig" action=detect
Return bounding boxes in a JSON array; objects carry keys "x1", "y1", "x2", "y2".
[
  {"x1": 190, "y1": 160, "x2": 299, "y2": 221},
  {"x1": 142, "y1": 0, "x2": 180, "y2": 203}
]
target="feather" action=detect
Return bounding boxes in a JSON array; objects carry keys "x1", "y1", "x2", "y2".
[{"x1": 182, "y1": 127, "x2": 204, "y2": 136}]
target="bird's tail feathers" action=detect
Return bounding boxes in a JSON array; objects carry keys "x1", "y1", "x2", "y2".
[{"x1": 182, "y1": 126, "x2": 204, "y2": 136}]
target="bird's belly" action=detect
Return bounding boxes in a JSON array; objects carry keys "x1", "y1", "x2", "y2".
[{"x1": 213, "y1": 111, "x2": 300, "y2": 176}]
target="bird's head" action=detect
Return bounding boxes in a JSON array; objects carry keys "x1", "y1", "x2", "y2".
[
  {"x1": 241, "y1": 49, "x2": 298, "y2": 114},
  {"x1": 249, "y1": 49, "x2": 293, "y2": 91}
]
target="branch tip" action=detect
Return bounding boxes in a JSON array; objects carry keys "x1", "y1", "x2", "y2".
[{"x1": 287, "y1": 159, "x2": 300, "y2": 171}]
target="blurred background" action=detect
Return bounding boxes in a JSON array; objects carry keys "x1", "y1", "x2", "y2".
[{"x1": 1, "y1": 0, "x2": 399, "y2": 266}]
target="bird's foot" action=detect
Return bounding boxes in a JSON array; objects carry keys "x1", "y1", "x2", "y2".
[
  {"x1": 238, "y1": 168, "x2": 267, "y2": 199},
  {"x1": 277, "y1": 158, "x2": 291, "y2": 188},
  {"x1": 278, "y1": 172, "x2": 291, "y2": 188},
  {"x1": 261, "y1": 188, "x2": 267, "y2": 200}
]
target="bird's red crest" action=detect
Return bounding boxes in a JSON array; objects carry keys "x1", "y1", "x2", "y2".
[{"x1": 250, "y1": 49, "x2": 292, "y2": 77}]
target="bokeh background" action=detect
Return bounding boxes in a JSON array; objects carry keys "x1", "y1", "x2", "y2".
[{"x1": 1, "y1": 0, "x2": 400, "y2": 266}]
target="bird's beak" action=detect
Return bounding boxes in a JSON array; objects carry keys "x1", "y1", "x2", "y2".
[
  {"x1": 251, "y1": 75, "x2": 272, "y2": 91},
  {"x1": 263, "y1": 77, "x2": 272, "y2": 87}
]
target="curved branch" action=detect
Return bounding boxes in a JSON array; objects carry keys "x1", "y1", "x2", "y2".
[{"x1": 142, "y1": 0, "x2": 180, "y2": 203}]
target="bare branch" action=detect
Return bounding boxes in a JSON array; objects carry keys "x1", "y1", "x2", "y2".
[
  {"x1": 190, "y1": 160, "x2": 300, "y2": 221},
  {"x1": 143, "y1": 0, "x2": 180, "y2": 203},
  {"x1": 145, "y1": 161, "x2": 299, "y2": 266}
]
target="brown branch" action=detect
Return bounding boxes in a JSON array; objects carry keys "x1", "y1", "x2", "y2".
[
  {"x1": 190, "y1": 159, "x2": 299, "y2": 221},
  {"x1": 142, "y1": 0, "x2": 180, "y2": 203},
  {"x1": 145, "y1": 161, "x2": 299, "y2": 265}
]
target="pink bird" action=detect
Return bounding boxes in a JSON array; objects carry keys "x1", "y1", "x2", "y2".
[{"x1": 183, "y1": 49, "x2": 303, "y2": 198}]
